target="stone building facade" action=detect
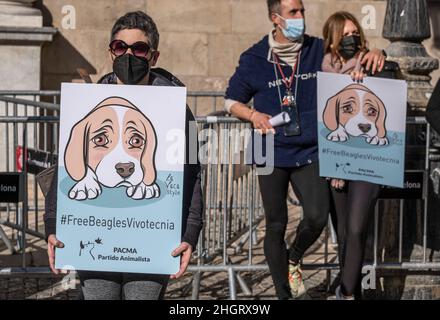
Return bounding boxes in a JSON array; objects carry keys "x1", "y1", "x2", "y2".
[
  {"x1": 34, "y1": 0, "x2": 440, "y2": 93},
  {"x1": 1, "y1": 0, "x2": 438, "y2": 94}
]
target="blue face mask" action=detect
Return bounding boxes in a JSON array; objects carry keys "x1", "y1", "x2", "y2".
[{"x1": 277, "y1": 14, "x2": 305, "y2": 41}]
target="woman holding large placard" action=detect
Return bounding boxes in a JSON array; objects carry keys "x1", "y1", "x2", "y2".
[
  {"x1": 44, "y1": 11, "x2": 203, "y2": 300},
  {"x1": 321, "y1": 11, "x2": 386, "y2": 300}
]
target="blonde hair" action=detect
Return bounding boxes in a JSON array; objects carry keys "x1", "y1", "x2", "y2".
[{"x1": 323, "y1": 11, "x2": 367, "y2": 57}]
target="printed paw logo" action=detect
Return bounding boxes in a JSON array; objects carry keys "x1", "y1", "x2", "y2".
[
  {"x1": 336, "y1": 163, "x2": 351, "y2": 174},
  {"x1": 79, "y1": 238, "x2": 103, "y2": 260}
]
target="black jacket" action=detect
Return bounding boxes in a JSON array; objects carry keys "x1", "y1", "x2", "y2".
[
  {"x1": 426, "y1": 79, "x2": 440, "y2": 134},
  {"x1": 44, "y1": 68, "x2": 204, "y2": 249}
]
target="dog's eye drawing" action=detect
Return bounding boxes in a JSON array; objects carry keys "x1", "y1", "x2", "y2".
[
  {"x1": 92, "y1": 133, "x2": 109, "y2": 148},
  {"x1": 341, "y1": 104, "x2": 354, "y2": 114},
  {"x1": 367, "y1": 107, "x2": 378, "y2": 117},
  {"x1": 128, "y1": 134, "x2": 145, "y2": 149}
]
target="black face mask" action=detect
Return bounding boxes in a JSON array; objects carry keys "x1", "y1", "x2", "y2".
[
  {"x1": 339, "y1": 35, "x2": 362, "y2": 60},
  {"x1": 113, "y1": 54, "x2": 150, "y2": 85}
]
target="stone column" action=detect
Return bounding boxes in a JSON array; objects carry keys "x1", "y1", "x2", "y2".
[
  {"x1": 0, "y1": 0, "x2": 57, "y2": 171},
  {"x1": 383, "y1": 0, "x2": 439, "y2": 111},
  {"x1": 0, "y1": 0, "x2": 42, "y2": 27},
  {"x1": 0, "y1": 0, "x2": 56, "y2": 91}
]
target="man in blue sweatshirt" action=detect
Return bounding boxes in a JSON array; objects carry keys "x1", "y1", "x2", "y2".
[{"x1": 225, "y1": 0, "x2": 385, "y2": 300}]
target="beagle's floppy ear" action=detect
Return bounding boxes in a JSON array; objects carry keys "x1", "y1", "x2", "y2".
[
  {"x1": 323, "y1": 93, "x2": 340, "y2": 131},
  {"x1": 139, "y1": 115, "x2": 158, "y2": 186},
  {"x1": 375, "y1": 97, "x2": 387, "y2": 138},
  {"x1": 64, "y1": 116, "x2": 90, "y2": 181}
]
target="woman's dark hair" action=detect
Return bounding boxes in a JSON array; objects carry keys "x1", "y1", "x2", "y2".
[{"x1": 111, "y1": 11, "x2": 159, "y2": 50}]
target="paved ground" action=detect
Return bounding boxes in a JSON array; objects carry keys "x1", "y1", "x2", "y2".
[{"x1": 0, "y1": 202, "x2": 339, "y2": 300}]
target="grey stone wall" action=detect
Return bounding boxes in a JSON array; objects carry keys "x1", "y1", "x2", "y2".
[{"x1": 37, "y1": 0, "x2": 439, "y2": 95}]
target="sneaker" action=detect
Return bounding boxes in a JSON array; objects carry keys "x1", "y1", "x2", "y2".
[
  {"x1": 335, "y1": 285, "x2": 355, "y2": 300},
  {"x1": 326, "y1": 294, "x2": 337, "y2": 300},
  {"x1": 288, "y1": 263, "x2": 306, "y2": 299}
]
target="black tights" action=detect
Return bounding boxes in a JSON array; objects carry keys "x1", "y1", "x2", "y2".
[
  {"x1": 331, "y1": 181, "x2": 380, "y2": 296},
  {"x1": 258, "y1": 163, "x2": 331, "y2": 300}
]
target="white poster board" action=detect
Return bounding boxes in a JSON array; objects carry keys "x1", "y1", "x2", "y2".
[
  {"x1": 318, "y1": 72, "x2": 407, "y2": 188},
  {"x1": 55, "y1": 83, "x2": 187, "y2": 274}
]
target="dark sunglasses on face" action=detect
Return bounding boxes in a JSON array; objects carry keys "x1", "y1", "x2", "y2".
[{"x1": 109, "y1": 39, "x2": 153, "y2": 58}]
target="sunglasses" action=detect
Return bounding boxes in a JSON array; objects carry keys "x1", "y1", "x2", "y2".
[{"x1": 109, "y1": 39, "x2": 153, "y2": 58}]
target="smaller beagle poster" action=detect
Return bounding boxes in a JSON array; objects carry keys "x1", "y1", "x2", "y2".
[
  {"x1": 55, "y1": 83, "x2": 187, "y2": 274},
  {"x1": 317, "y1": 72, "x2": 407, "y2": 188}
]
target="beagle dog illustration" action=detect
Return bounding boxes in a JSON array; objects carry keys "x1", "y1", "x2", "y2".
[
  {"x1": 64, "y1": 96, "x2": 160, "y2": 200},
  {"x1": 323, "y1": 84, "x2": 388, "y2": 146}
]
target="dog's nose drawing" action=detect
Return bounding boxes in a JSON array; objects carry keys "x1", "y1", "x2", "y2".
[
  {"x1": 358, "y1": 123, "x2": 371, "y2": 133},
  {"x1": 115, "y1": 162, "x2": 135, "y2": 179}
]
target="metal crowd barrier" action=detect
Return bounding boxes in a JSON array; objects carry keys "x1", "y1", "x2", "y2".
[
  {"x1": 0, "y1": 92, "x2": 60, "y2": 266},
  {"x1": 0, "y1": 91, "x2": 266, "y2": 300},
  {"x1": 0, "y1": 91, "x2": 440, "y2": 300}
]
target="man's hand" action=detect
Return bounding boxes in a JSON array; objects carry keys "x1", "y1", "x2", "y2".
[
  {"x1": 229, "y1": 102, "x2": 274, "y2": 135},
  {"x1": 361, "y1": 48, "x2": 386, "y2": 75},
  {"x1": 47, "y1": 234, "x2": 64, "y2": 275},
  {"x1": 170, "y1": 242, "x2": 193, "y2": 280},
  {"x1": 250, "y1": 111, "x2": 275, "y2": 135}
]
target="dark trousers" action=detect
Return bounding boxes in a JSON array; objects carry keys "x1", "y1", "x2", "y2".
[
  {"x1": 258, "y1": 162, "x2": 331, "y2": 299},
  {"x1": 331, "y1": 181, "x2": 380, "y2": 296}
]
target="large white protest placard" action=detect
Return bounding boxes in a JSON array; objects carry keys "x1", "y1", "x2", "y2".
[
  {"x1": 318, "y1": 72, "x2": 407, "y2": 188},
  {"x1": 55, "y1": 83, "x2": 186, "y2": 274}
]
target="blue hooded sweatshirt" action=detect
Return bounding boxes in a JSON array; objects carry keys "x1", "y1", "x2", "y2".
[{"x1": 225, "y1": 34, "x2": 324, "y2": 168}]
